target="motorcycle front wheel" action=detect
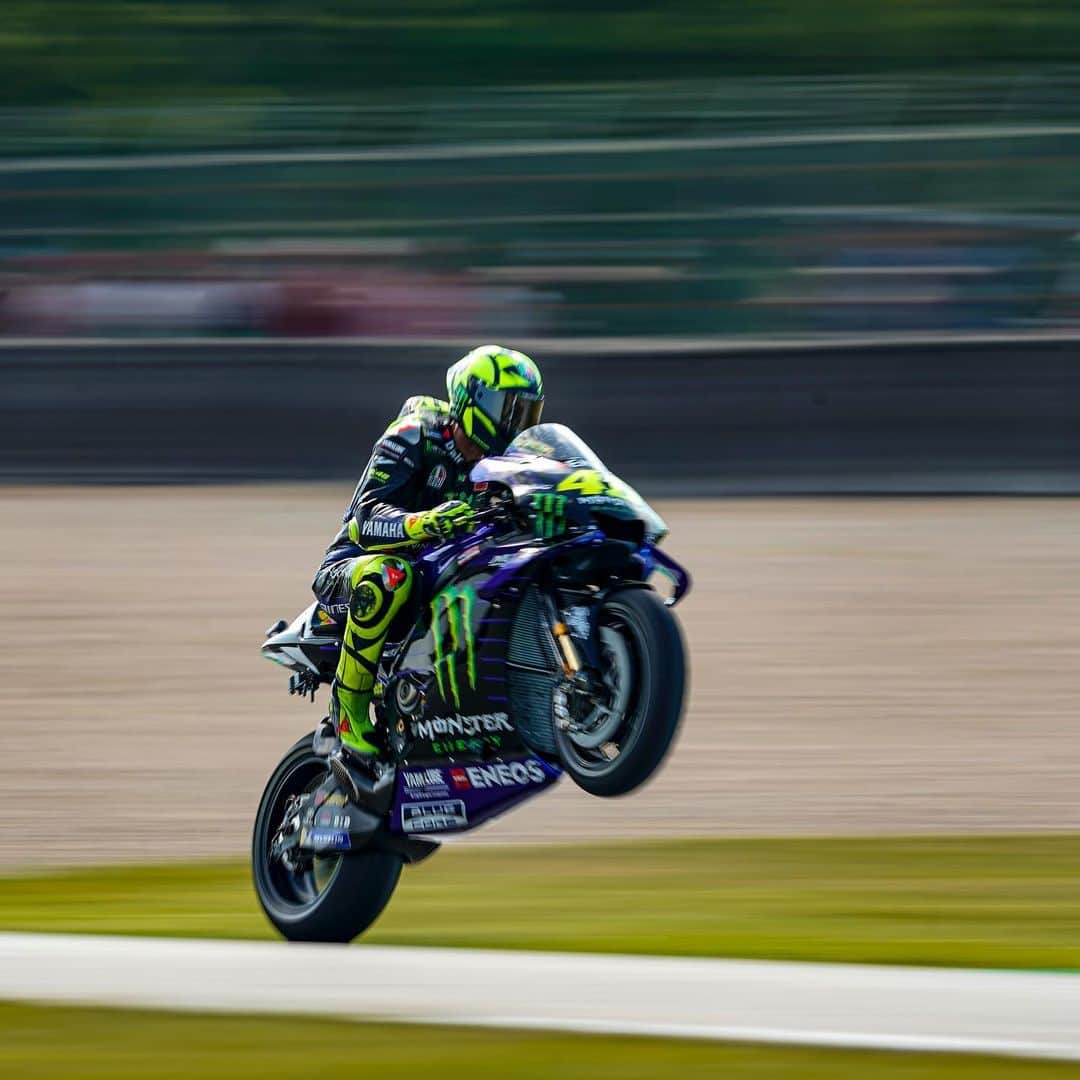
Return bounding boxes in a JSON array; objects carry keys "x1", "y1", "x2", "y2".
[
  {"x1": 252, "y1": 734, "x2": 401, "y2": 943},
  {"x1": 555, "y1": 586, "x2": 686, "y2": 797}
]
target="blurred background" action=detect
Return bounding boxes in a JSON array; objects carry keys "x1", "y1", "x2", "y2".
[
  {"x1": 2, "y1": 3, "x2": 1080, "y2": 487},
  {"x1": 1, "y1": 5, "x2": 1079, "y2": 1076},
  {"x1": 3, "y1": 0, "x2": 1080, "y2": 895}
]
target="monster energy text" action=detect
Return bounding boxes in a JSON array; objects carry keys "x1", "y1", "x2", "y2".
[{"x1": 413, "y1": 712, "x2": 511, "y2": 740}]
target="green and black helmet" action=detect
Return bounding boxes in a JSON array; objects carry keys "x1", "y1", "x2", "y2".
[{"x1": 446, "y1": 345, "x2": 544, "y2": 455}]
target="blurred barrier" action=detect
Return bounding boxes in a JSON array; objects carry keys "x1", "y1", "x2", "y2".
[
  {"x1": 8, "y1": 74, "x2": 1080, "y2": 157},
  {"x1": 4, "y1": 335, "x2": 1078, "y2": 492},
  {"x1": 3, "y1": 76, "x2": 1080, "y2": 341}
]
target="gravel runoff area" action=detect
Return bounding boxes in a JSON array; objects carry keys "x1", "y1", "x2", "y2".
[{"x1": 1, "y1": 487, "x2": 1079, "y2": 866}]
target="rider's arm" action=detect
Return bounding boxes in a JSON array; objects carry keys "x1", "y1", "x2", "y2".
[{"x1": 345, "y1": 425, "x2": 426, "y2": 551}]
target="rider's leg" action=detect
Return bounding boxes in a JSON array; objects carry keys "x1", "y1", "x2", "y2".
[{"x1": 331, "y1": 554, "x2": 413, "y2": 755}]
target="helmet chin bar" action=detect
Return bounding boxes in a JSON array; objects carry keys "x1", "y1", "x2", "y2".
[{"x1": 450, "y1": 421, "x2": 488, "y2": 463}]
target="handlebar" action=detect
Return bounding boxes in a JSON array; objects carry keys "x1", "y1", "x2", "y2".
[
  {"x1": 417, "y1": 509, "x2": 506, "y2": 557},
  {"x1": 470, "y1": 504, "x2": 511, "y2": 526}
]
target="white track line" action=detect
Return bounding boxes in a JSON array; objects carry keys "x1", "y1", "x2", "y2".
[
  {"x1": 0, "y1": 124, "x2": 1078, "y2": 173},
  {"x1": 2, "y1": 327, "x2": 1080, "y2": 353},
  {"x1": 0, "y1": 934, "x2": 1077, "y2": 1061}
]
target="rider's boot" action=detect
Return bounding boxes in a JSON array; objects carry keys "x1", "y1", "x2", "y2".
[
  {"x1": 311, "y1": 676, "x2": 381, "y2": 760},
  {"x1": 315, "y1": 554, "x2": 414, "y2": 765},
  {"x1": 323, "y1": 679, "x2": 396, "y2": 812},
  {"x1": 310, "y1": 662, "x2": 345, "y2": 756},
  {"x1": 328, "y1": 678, "x2": 380, "y2": 759}
]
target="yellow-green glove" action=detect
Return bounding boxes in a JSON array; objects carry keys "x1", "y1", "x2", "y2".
[{"x1": 405, "y1": 500, "x2": 476, "y2": 541}]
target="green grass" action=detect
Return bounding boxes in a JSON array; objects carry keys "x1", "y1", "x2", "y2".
[
  {"x1": 1, "y1": 1002, "x2": 1076, "y2": 1080},
  {"x1": 2, "y1": 835, "x2": 1078, "y2": 969}
]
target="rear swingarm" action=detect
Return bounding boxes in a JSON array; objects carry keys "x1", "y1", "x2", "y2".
[{"x1": 270, "y1": 772, "x2": 439, "y2": 867}]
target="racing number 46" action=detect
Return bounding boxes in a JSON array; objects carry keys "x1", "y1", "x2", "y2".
[{"x1": 556, "y1": 469, "x2": 626, "y2": 498}]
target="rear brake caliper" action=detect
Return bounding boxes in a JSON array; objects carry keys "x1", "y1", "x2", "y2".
[{"x1": 271, "y1": 793, "x2": 311, "y2": 866}]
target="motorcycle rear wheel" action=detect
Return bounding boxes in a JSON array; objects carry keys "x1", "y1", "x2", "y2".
[
  {"x1": 252, "y1": 734, "x2": 401, "y2": 943},
  {"x1": 555, "y1": 586, "x2": 686, "y2": 797}
]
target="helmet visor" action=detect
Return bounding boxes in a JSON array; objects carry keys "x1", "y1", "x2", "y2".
[{"x1": 501, "y1": 392, "x2": 544, "y2": 439}]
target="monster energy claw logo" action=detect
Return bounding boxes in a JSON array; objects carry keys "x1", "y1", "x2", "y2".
[
  {"x1": 432, "y1": 583, "x2": 477, "y2": 708},
  {"x1": 532, "y1": 493, "x2": 567, "y2": 538}
]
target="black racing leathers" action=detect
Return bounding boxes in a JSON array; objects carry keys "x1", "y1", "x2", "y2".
[{"x1": 317, "y1": 396, "x2": 475, "y2": 574}]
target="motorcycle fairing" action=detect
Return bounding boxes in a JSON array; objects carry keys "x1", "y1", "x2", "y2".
[
  {"x1": 389, "y1": 529, "x2": 606, "y2": 763},
  {"x1": 472, "y1": 424, "x2": 668, "y2": 543},
  {"x1": 374, "y1": 531, "x2": 578, "y2": 834},
  {"x1": 261, "y1": 601, "x2": 343, "y2": 677},
  {"x1": 638, "y1": 543, "x2": 693, "y2": 606},
  {"x1": 390, "y1": 756, "x2": 561, "y2": 835},
  {"x1": 392, "y1": 560, "x2": 519, "y2": 745}
]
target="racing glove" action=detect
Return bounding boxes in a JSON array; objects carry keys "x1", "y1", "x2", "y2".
[{"x1": 405, "y1": 500, "x2": 476, "y2": 541}]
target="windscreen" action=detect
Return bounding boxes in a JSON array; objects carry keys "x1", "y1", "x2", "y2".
[
  {"x1": 500, "y1": 421, "x2": 668, "y2": 543},
  {"x1": 505, "y1": 423, "x2": 606, "y2": 469}
]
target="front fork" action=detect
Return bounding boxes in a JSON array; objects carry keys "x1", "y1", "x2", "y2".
[
  {"x1": 538, "y1": 589, "x2": 588, "y2": 673},
  {"x1": 540, "y1": 590, "x2": 598, "y2": 735}
]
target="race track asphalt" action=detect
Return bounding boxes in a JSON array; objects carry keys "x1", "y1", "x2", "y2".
[
  {"x1": 0, "y1": 933, "x2": 1077, "y2": 1062},
  {"x1": 4, "y1": 490, "x2": 1080, "y2": 867}
]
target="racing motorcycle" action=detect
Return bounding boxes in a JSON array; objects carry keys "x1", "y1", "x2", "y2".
[{"x1": 253, "y1": 423, "x2": 690, "y2": 943}]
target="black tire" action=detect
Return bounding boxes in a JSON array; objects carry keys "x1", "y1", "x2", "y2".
[
  {"x1": 555, "y1": 586, "x2": 686, "y2": 797},
  {"x1": 252, "y1": 734, "x2": 402, "y2": 943}
]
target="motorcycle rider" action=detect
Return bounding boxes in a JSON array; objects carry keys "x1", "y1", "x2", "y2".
[{"x1": 312, "y1": 345, "x2": 544, "y2": 762}]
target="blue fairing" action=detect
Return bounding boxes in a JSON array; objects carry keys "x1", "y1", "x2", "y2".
[
  {"x1": 375, "y1": 425, "x2": 690, "y2": 838},
  {"x1": 391, "y1": 757, "x2": 562, "y2": 835},
  {"x1": 472, "y1": 423, "x2": 668, "y2": 543}
]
